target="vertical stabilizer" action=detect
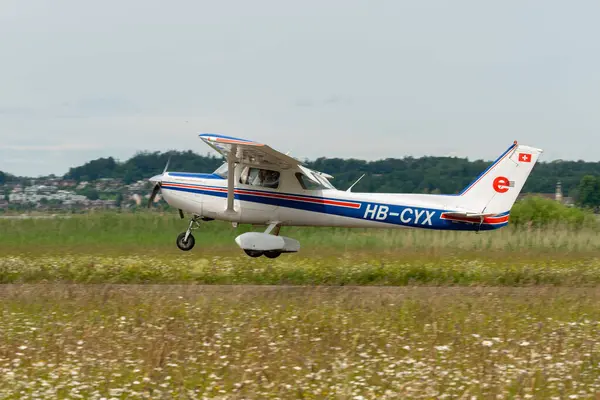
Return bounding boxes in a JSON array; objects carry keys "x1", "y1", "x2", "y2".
[{"x1": 457, "y1": 142, "x2": 543, "y2": 214}]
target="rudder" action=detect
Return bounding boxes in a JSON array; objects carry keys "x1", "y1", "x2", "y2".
[{"x1": 457, "y1": 141, "x2": 543, "y2": 214}]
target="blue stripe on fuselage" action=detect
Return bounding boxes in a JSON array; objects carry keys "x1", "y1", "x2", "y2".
[{"x1": 162, "y1": 183, "x2": 508, "y2": 231}]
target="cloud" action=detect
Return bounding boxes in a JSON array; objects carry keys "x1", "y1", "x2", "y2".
[
  {"x1": 0, "y1": 106, "x2": 39, "y2": 117},
  {"x1": 294, "y1": 99, "x2": 314, "y2": 108},
  {"x1": 0, "y1": 144, "x2": 103, "y2": 151},
  {"x1": 295, "y1": 95, "x2": 353, "y2": 108},
  {"x1": 324, "y1": 95, "x2": 352, "y2": 105},
  {"x1": 2, "y1": 158, "x2": 47, "y2": 165}
]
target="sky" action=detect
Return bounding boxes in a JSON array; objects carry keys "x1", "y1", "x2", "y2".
[{"x1": 1, "y1": 0, "x2": 599, "y2": 177}]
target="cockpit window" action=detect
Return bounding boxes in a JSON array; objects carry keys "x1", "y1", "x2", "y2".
[
  {"x1": 240, "y1": 167, "x2": 280, "y2": 189},
  {"x1": 213, "y1": 163, "x2": 228, "y2": 178},
  {"x1": 313, "y1": 172, "x2": 335, "y2": 189},
  {"x1": 295, "y1": 173, "x2": 330, "y2": 190}
]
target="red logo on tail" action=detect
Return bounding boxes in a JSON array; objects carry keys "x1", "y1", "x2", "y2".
[{"x1": 493, "y1": 176, "x2": 510, "y2": 193}]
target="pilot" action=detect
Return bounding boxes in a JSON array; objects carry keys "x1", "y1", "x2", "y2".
[
  {"x1": 252, "y1": 169, "x2": 267, "y2": 186},
  {"x1": 263, "y1": 171, "x2": 279, "y2": 188}
]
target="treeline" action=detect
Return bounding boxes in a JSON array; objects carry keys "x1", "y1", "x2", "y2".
[
  {"x1": 3, "y1": 151, "x2": 600, "y2": 200},
  {"x1": 63, "y1": 151, "x2": 223, "y2": 183},
  {"x1": 64, "y1": 151, "x2": 600, "y2": 194}
]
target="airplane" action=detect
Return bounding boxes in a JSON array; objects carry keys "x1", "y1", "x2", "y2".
[{"x1": 147, "y1": 134, "x2": 542, "y2": 258}]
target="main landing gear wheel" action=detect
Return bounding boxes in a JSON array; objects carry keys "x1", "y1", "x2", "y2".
[
  {"x1": 176, "y1": 232, "x2": 195, "y2": 251},
  {"x1": 244, "y1": 249, "x2": 263, "y2": 258},
  {"x1": 264, "y1": 251, "x2": 281, "y2": 259}
]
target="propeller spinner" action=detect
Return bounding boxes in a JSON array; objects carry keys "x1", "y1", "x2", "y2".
[{"x1": 147, "y1": 156, "x2": 171, "y2": 208}]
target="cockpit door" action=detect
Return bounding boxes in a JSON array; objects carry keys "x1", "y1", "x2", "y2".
[{"x1": 237, "y1": 165, "x2": 279, "y2": 212}]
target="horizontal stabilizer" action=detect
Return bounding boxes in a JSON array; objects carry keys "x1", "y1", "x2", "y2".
[
  {"x1": 442, "y1": 212, "x2": 489, "y2": 218},
  {"x1": 441, "y1": 211, "x2": 510, "y2": 225}
]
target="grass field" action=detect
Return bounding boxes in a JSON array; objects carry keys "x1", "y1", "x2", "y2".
[
  {"x1": 1, "y1": 285, "x2": 599, "y2": 399},
  {"x1": 0, "y1": 212, "x2": 599, "y2": 285},
  {"x1": 1, "y1": 213, "x2": 600, "y2": 398},
  {"x1": 1, "y1": 211, "x2": 599, "y2": 254}
]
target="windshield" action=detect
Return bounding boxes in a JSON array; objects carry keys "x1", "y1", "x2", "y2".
[
  {"x1": 298, "y1": 165, "x2": 335, "y2": 189},
  {"x1": 312, "y1": 172, "x2": 335, "y2": 189},
  {"x1": 213, "y1": 162, "x2": 228, "y2": 178},
  {"x1": 295, "y1": 172, "x2": 335, "y2": 190}
]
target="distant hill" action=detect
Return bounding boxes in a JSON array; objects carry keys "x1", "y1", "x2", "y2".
[
  {"x1": 3, "y1": 152, "x2": 600, "y2": 196},
  {"x1": 63, "y1": 151, "x2": 223, "y2": 184},
  {"x1": 0, "y1": 171, "x2": 17, "y2": 185}
]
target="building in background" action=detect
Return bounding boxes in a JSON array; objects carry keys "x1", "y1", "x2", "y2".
[{"x1": 518, "y1": 181, "x2": 574, "y2": 206}]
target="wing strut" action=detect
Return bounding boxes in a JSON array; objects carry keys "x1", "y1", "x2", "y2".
[{"x1": 226, "y1": 149, "x2": 236, "y2": 213}]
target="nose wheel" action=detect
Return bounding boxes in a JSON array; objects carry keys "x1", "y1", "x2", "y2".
[
  {"x1": 176, "y1": 232, "x2": 195, "y2": 251},
  {"x1": 176, "y1": 215, "x2": 201, "y2": 251}
]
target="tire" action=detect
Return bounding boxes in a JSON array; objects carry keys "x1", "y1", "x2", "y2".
[
  {"x1": 176, "y1": 232, "x2": 195, "y2": 251},
  {"x1": 244, "y1": 249, "x2": 263, "y2": 258},
  {"x1": 264, "y1": 251, "x2": 281, "y2": 259}
]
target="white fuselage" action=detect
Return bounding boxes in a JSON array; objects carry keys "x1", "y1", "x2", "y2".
[{"x1": 159, "y1": 165, "x2": 507, "y2": 232}]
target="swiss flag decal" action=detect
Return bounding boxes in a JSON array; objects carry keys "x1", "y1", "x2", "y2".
[{"x1": 518, "y1": 153, "x2": 532, "y2": 163}]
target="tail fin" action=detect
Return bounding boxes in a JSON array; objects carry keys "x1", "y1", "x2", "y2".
[{"x1": 456, "y1": 141, "x2": 543, "y2": 214}]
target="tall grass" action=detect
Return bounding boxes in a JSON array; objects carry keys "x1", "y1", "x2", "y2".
[{"x1": 0, "y1": 211, "x2": 598, "y2": 255}]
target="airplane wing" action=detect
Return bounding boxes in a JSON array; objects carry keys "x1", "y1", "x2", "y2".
[
  {"x1": 199, "y1": 133, "x2": 301, "y2": 169},
  {"x1": 199, "y1": 133, "x2": 303, "y2": 213}
]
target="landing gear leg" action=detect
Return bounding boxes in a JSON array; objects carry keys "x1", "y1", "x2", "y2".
[{"x1": 176, "y1": 215, "x2": 201, "y2": 251}]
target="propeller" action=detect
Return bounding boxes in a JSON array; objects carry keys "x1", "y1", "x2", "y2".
[
  {"x1": 147, "y1": 156, "x2": 171, "y2": 208},
  {"x1": 147, "y1": 184, "x2": 161, "y2": 208}
]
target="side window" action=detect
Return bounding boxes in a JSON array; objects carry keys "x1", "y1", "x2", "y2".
[
  {"x1": 240, "y1": 167, "x2": 280, "y2": 189},
  {"x1": 295, "y1": 173, "x2": 325, "y2": 190}
]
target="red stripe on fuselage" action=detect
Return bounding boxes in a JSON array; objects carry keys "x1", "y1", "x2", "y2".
[{"x1": 161, "y1": 183, "x2": 361, "y2": 209}]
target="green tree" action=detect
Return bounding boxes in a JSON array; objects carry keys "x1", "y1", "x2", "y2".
[
  {"x1": 65, "y1": 157, "x2": 118, "y2": 181},
  {"x1": 50, "y1": 148, "x2": 600, "y2": 196},
  {"x1": 577, "y1": 175, "x2": 600, "y2": 208},
  {"x1": 510, "y1": 196, "x2": 597, "y2": 228},
  {"x1": 79, "y1": 188, "x2": 100, "y2": 201}
]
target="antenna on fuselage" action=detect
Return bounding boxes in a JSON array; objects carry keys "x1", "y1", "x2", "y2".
[
  {"x1": 163, "y1": 155, "x2": 171, "y2": 174},
  {"x1": 346, "y1": 174, "x2": 365, "y2": 192}
]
